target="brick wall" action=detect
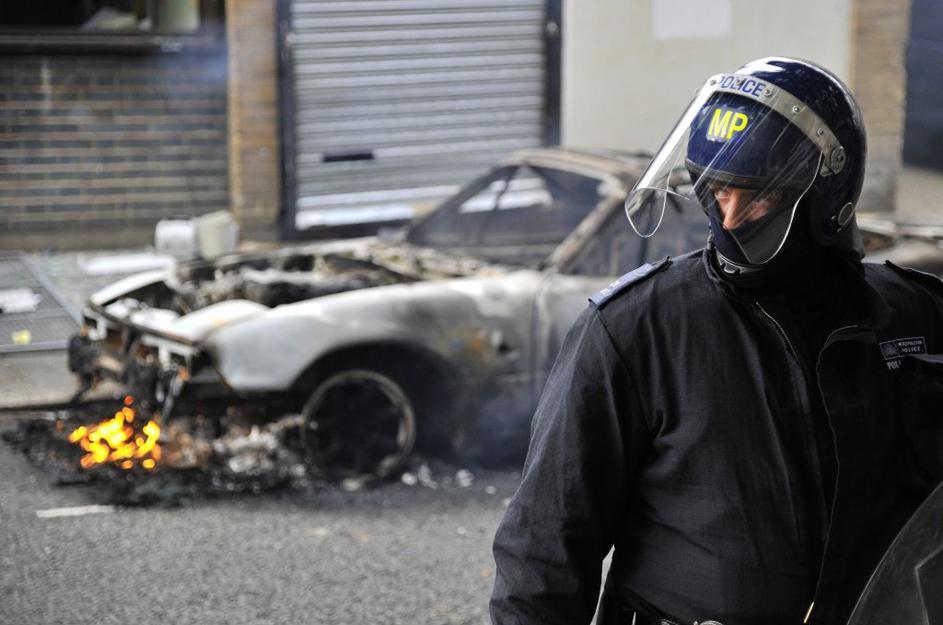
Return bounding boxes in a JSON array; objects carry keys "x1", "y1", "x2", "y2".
[
  {"x1": 0, "y1": 49, "x2": 229, "y2": 250},
  {"x1": 227, "y1": 0, "x2": 281, "y2": 235},
  {"x1": 851, "y1": 0, "x2": 912, "y2": 213}
]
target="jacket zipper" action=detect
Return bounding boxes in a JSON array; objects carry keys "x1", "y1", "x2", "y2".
[
  {"x1": 804, "y1": 323, "x2": 859, "y2": 624},
  {"x1": 753, "y1": 301, "x2": 831, "y2": 623},
  {"x1": 754, "y1": 302, "x2": 828, "y2": 527},
  {"x1": 755, "y1": 302, "x2": 800, "y2": 361}
]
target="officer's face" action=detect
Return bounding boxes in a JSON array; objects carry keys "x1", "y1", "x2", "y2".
[{"x1": 711, "y1": 185, "x2": 783, "y2": 230}]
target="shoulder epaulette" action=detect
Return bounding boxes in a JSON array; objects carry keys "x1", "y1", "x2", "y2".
[
  {"x1": 589, "y1": 257, "x2": 671, "y2": 309},
  {"x1": 885, "y1": 261, "x2": 943, "y2": 295}
]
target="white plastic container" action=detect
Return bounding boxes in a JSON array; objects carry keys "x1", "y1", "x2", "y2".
[
  {"x1": 196, "y1": 211, "x2": 240, "y2": 260},
  {"x1": 155, "y1": 217, "x2": 198, "y2": 261}
]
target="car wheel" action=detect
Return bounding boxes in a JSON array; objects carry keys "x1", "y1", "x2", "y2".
[{"x1": 301, "y1": 369, "x2": 417, "y2": 479}]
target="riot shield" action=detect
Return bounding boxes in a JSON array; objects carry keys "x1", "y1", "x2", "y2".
[{"x1": 847, "y1": 480, "x2": 943, "y2": 625}]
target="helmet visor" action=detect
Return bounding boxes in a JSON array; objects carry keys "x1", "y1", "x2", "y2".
[{"x1": 626, "y1": 74, "x2": 824, "y2": 265}]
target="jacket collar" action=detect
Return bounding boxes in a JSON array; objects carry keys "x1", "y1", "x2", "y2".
[{"x1": 700, "y1": 242, "x2": 894, "y2": 331}]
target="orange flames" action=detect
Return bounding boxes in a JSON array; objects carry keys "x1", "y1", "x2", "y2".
[{"x1": 68, "y1": 396, "x2": 162, "y2": 471}]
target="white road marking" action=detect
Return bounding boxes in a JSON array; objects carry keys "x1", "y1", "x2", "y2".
[{"x1": 35, "y1": 505, "x2": 117, "y2": 519}]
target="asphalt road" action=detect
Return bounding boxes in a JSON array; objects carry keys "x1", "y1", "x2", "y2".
[{"x1": 0, "y1": 432, "x2": 521, "y2": 625}]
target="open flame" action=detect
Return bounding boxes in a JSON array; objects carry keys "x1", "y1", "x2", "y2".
[{"x1": 68, "y1": 396, "x2": 162, "y2": 471}]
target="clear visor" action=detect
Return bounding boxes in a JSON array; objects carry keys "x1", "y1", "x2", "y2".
[{"x1": 626, "y1": 77, "x2": 824, "y2": 266}]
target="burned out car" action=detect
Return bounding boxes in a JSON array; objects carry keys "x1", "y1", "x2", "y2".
[
  {"x1": 70, "y1": 148, "x2": 712, "y2": 478},
  {"x1": 857, "y1": 215, "x2": 943, "y2": 276}
]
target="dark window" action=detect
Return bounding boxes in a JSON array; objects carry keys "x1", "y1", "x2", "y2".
[
  {"x1": 405, "y1": 166, "x2": 516, "y2": 249},
  {"x1": 0, "y1": 1, "x2": 214, "y2": 34},
  {"x1": 407, "y1": 164, "x2": 605, "y2": 267},
  {"x1": 565, "y1": 192, "x2": 708, "y2": 277},
  {"x1": 0, "y1": 0, "x2": 224, "y2": 51},
  {"x1": 641, "y1": 193, "x2": 711, "y2": 261}
]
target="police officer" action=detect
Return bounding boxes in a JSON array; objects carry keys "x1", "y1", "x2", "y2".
[{"x1": 490, "y1": 57, "x2": 943, "y2": 625}]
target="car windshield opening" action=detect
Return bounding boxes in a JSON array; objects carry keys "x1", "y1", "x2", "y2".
[{"x1": 406, "y1": 164, "x2": 604, "y2": 267}]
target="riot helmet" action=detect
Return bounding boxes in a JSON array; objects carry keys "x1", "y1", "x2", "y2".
[{"x1": 625, "y1": 57, "x2": 866, "y2": 269}]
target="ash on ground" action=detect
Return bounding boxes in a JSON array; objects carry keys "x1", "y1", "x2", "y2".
[{"x1": 1, "y1": 402, "x2": 497, "y2": 507}]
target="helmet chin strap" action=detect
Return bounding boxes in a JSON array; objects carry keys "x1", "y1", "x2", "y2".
[
  {"x1": 708, "y1": 233, "x2": 768, "y2": 288},
  {"x1": 713, "y1": 246, "x2": 765, "y2": 277}
]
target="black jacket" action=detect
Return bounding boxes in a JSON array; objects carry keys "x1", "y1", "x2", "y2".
[{"x1": 490, "y1": 249, "x2": 943, "y2": 625}]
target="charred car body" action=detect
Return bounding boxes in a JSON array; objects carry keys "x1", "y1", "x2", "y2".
[{"x1": 68, "y1": 147, "x2": 941, "y2": 479}]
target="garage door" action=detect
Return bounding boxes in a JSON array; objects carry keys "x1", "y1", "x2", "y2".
[{"x1": 282, "y1": 0, "x2": 556, "y2": 231}]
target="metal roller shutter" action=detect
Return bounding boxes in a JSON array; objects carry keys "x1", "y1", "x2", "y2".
[
  {"x1": 0, "y1": 52, "x2": 229, "y2": 237},
  {"x1": 284, "y1": 0, "x2": 550, "y2": 230}
]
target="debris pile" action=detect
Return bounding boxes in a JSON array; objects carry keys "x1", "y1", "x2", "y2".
[
  {"x1": 2, "y1": 397, "x2": 509, "y2": 506},
  {"x1": 1, "y1": 398, "x2": 310, "y2": 505},
  {"x1": 400, "y1": 461, "x2": 478, "y2": 490},
  {"x1": 210, "y1": 414, "x2": 306, "y2": 479}
]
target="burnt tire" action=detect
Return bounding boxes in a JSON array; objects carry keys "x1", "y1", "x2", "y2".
[{"x1": 301, "y1": 369, "x2": 416, "y2": 480}]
